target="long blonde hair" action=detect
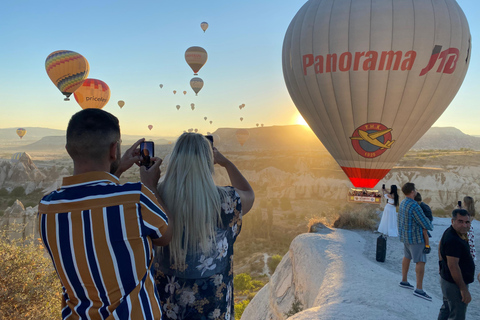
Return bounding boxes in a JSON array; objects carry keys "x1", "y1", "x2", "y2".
[
  {"x1": 463, "y1": 196, "x2": 475, "y2": 218},
  {"x1": 158, "y1": 133, "x2": 225, "y2": 270}
]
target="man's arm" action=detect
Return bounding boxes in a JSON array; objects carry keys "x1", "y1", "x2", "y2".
[
  {"x1": 140, "y1": 156, "x2": 172, "y2": 246},
  {"x1": 446, "y1": 256, "x2": 471, "y2": 304}
]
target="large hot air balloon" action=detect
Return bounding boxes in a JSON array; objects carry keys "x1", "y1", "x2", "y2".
[
  {"x1": 185, "y1": 47, "x2": 208, "y2": 75},
  {"x1": 74, "y1": 79, "x2": 111, "y2": 109},
  {"x1": 159, "y1": 84, "x2": 163, "y2": 88},
  {"x1": 16, "y1": 128, "x2": 26, "y2": 139},
  {"x1": 148, "y1": 125, "x2": 153, "y2": 131},
  {"x1": 235, "y1": 129, "x2": 249, "y2": 146},
  {"x1": 176, "y1": 105, "x2": 181, "y2": 110},
  {"x1": 201, "y1": 22, "x2": 209, "y2": 33},
  {"x1": 283, "y1": 0, "x2": 470, "y2": 188},
  {"x1": 45, "y1": 50, "x2": 90, "y2": 101},
  {"x1": 190, "y1": 77, "x2": 204, "y2": 95},
  {"x1": 118, "y1": 100, "x2": 125, "y2": 108}
]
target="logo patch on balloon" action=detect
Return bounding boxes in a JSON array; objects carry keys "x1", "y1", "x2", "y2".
[{"x1": 350, "y1": 123, "x2": 395, "y2": 158}]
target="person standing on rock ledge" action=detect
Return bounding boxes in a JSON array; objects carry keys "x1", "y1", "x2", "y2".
[
  {"x1": 397, "y1": 182, "x2": 433, "y2": 301},
  {"x1": 438, "y1": 209, "x2": 475, "y2": 320}
]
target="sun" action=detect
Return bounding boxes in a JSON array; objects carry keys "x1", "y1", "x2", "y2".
[{"x1": 295, "y1": 114, "x2": 309, "y2": 126}]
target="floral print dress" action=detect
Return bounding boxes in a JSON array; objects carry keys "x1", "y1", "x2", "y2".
[{"x1": 153, "y1": 187, "x2": 243, "y2": 320}]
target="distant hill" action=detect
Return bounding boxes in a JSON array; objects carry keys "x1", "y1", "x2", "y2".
[
  {"x1": 0, "y1": 127, "x2": 65, "y2": 142},
  {"x1": 411, "y1": 127, "x2": 480, "y2": 150},
  {"x1": 213, "y1": 125, "x2": 325, "y2": 151},
  {"x1": 2, "y1": 125, "x2": 479, "y2": 154}
]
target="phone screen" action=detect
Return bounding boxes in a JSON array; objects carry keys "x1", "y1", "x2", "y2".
[
  {"x1": 205, "y1": 135, "x2": 214, "y2": 147},
  {"x1": 140, "y1": 141, "x2": 154, "y2": 167},
  {"x1": 458, "y1": 201, "x2": 462, "y2": 207}
]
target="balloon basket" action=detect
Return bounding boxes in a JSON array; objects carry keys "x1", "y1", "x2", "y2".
[
  {"x1": 347, "y1": 188, "x2": 382, "y2": 204},
  {"x1": 64, "y1": 98, "x2": 70, "y2": 101}
]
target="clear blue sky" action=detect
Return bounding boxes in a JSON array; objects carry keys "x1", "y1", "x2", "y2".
[{"x1": 0, "y1": 0, "x2": 479, "y2": 137}]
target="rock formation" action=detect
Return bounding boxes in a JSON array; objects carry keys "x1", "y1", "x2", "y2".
[{"x1": 0, "y1": 152, "x2": 46, "y2": 194}]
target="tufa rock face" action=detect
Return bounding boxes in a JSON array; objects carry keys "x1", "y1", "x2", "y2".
[
  {"x1": 241, "y1": 229, "x2": 442, "y2": 320},
  {"x1": 4, "y1": 199, "x2": 25, "y2": 217},
  {"x1": 0, "y1": 152, "x2": 46, "y2": 194}
]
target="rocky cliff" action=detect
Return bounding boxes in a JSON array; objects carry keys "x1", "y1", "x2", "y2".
[{"x1": 0, "y1": 152, "x2": 47, "y2": 194}]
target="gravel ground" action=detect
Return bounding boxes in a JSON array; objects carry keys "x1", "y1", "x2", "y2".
[{"x1": 355, "y1": 217, "x2": 480, "y2": 319}]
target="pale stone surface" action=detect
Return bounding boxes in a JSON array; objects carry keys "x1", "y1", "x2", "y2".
[{"x1": 242, "y1": 219, "x2": 480, "y2": 320}]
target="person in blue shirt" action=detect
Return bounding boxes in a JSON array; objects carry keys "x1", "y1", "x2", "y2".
[{"x1": 397, "y1": 182, "x2": 433, "y2": 301}]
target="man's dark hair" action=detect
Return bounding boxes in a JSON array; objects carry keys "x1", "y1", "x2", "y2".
[
  {"x1": 414, "y1": 192, "x2": 422, "y2": 202},
  {"x1": 66, "y1": 109, "x2": 120, "y2": 161},
  {"x1": 401, "y1": 182, "x2": 415, "y2": 196},
  {"x1": 452, "y1": 208, "x2": 470, "y2": 220}
]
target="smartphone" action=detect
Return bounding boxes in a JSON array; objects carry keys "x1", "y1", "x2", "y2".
[
  {"x1": 382, "y1": 184, "x2": 385, "y2": 189},
  {"x1": 458, "y1": 200, "x2": 462, "y2": 207},
  {"x1": 140, "y1": 141, "x2": 154, "y2": 168},
  {"x1": 205, "y1": 135, "x2": 214, "y2": 147}
]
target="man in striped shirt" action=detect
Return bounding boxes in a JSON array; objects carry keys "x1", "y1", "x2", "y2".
[
  {"x1": 397, "y1": 182, "x2": 433, "y2": 301},
  {"x1": 38, "y1": 109, "x2": 172, "y2": 319}
]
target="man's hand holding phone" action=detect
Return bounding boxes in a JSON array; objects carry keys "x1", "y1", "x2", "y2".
[
  {"x1": 114, "y1": 138, "x2": 144, "y2": 178},
  {"x1": 140, "y1": 156, "x2": 162, "y2": 191}
]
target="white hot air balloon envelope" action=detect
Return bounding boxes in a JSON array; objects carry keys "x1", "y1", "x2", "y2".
[
  {"x1": 185, "y1": 47, "x2": 208, "y2": 75},
  {"x1": 282, "y1": 0, "x2": 471, "y2": 188},
  {"x1": 201, "y1": 22, "x2": 209, "y2": 32},
  {"x1": 190, "y1": 77, "x2": 204, "y2": 95}
]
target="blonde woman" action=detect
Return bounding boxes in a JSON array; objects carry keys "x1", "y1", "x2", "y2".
[
  {"x1": 463, "y1": 196, "x2": 476, "y2": 260},
  {"x1": 153, "y1": 133, "x2": 254, "y2": 320}
]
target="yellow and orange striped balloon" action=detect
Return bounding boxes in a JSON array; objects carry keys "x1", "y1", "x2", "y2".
[{"x1": 45, "y1": 50, "x2": 89, "y2": 101}]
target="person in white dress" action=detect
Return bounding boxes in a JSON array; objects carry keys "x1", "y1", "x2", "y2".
[{"x1": 378, "y1": 184, "x2": 399, "y2": 236}]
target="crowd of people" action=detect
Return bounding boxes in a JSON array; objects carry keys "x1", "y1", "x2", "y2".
[
  {"x1": 378, "y1": 182, "x2": 478, "y2": 320},
  {"x1": 38, "y1": 109, "x2": 254, "y2": 320}
]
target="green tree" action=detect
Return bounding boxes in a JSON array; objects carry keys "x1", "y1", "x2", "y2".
[
  {"x1": 268, "y1": 255, "x2": 283, "y2": 274},
  {"x1": 233, "y1": 273, "x2": 253, "y2": 291},
  {"x1": 10, "y1": 186, "x2": 25, "y2": 198},
  {"x1": 234, "y1": 299, "x2": 250, "y2": 319}
]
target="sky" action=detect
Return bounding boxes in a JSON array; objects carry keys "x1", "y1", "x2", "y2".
[{"x1": 0, "y1": 0, "x2": 479, "y2": 138}]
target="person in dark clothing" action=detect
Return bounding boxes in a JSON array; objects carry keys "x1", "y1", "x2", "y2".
[
  {"x1": 438, "y1": 209, "x2": 475, "y2": 320},
  {"x1": 414, "y1": 192, "x2": 433, "y2": 253}
]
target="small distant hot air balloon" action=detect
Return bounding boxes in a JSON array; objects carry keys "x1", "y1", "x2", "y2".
[
  {"x1": 118, "y1": 100, "x2": 125, "y2": 108},
  {"x1": 185, "y1": 47, "x2": 208, "y2": 75},
  {"x1": 209, "y1": 120, "x2": 213, "y2": 124},
  {"x1": 236, "y1": 129, "x2": 249, "y2": 146},
  {"x1": 256, "y1": 123, "x2": 259, "y2": 127},
  {"x1": 176, "y1": 105, "x2": 181, "y2": 110},
  {"x1": 159, "y1": 84, "x2": 163, "y2": 88},
  {"x1": 207, "y1": 132, "x2": 211, "y2": 135},
  {"x1": 191, "y1": 103, "x2": 195, "y2": 108},
  {"x1": 188, "y1": 128, "x2": 194, "y2": 133},
  {"x1": 191, "y1": 105, "x2": 195, "y2": 111},
  {"x1": 16, "y1": 128, "x2": 27, "y2": 139},
  {"x1": 238, "y1": 105, "x2": 242, "y2": 110},
  {"x1": 74, "y1": 79, "x2": 110, "y2": 109},
  {"x1": 194, "y1": 128, "x2": 198, "y2": 133},
  {"x1": 204, "y1": 117, "x2": 207, "y2": 121},
  {"x1": 173, "y1": 90, "x2": 177, "y2": 95},
  {"x1": 148, "y1": 125, "x2": 153, "y2": 131},
  {"x1": 201, "y1": 22, "x2": 209, "y2": 33},
  {"x1": 45, "y1": 50, "x2": 90, "y2": 101},
  {"x1": 190, "y1": 77, "x2": 204, "y2": 95},
  {"x1": 242, "y1": 104, "x2": 246, "y2": 109},
  {"x1": 261, "y1": 124, "x2": 264, "y2": 127},
  {"x1": 183, "y1": 91, "x2": 187, "y2": 95},
  {"x1": 240, "y1": 117, "x2": 244, "y2": 122}
]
